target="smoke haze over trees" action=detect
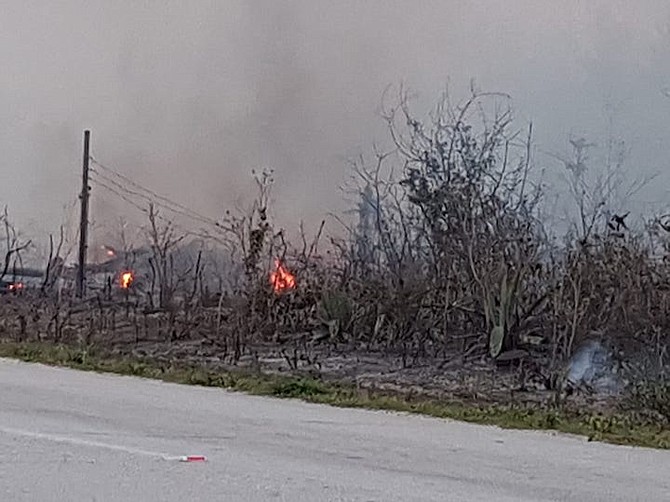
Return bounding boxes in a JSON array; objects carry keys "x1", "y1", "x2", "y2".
[{"x1": 1, "y1": 0, "x2": 670, "y2": 247}]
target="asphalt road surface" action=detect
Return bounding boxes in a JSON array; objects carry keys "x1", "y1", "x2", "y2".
[{"x1": 0, "y1": 359, "x2": 668, "y2": 501}]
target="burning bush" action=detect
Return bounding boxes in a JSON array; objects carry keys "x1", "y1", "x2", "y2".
[
  {"x1": 120, "y1": 271, "x2": 134, "y2": 289},
  {"x1": 270, "y1": 259, "x2": 296, "y2": 293}
]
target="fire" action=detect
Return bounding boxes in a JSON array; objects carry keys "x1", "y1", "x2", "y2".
[
  {"x1": 102, "y1": 245, "x2": 116, "y2": 258},
  {"x1": 8, "y1": 282, "x2": 24, "y2": 292},
  {"x1": 120, "y1": 271, "x2": 134, "y2": 289},
  {"x1": 270, "y1": 259, "x2": 296, "y2": 293}
]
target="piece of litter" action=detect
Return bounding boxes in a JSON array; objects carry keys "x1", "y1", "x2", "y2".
[{"x1": 179, "y1": 455, "x2": 207, "y2": 463}]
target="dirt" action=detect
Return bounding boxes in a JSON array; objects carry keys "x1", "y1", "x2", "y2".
[
  {"x1": 120, "y1": 337, "x2": 594, "y2": 410},
  {"x1": 0, "y1": 297, "x2": 618, "y2": 412}
]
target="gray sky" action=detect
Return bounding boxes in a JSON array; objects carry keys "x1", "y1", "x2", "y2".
[{"x1": 1, "y1": 0, "x2": 670, "y2": 249}]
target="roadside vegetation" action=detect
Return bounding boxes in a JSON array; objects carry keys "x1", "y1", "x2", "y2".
[
  {"x1": 1, "y1": 341, "x2": 668, "y2": 449},
  {"x1": 1, "y1": 85, "x2": 668, "y2": 448}
]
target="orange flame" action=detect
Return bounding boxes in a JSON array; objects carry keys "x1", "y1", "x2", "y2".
[
  {"x1": 270, "y1": 259, "x2": 296, "y2": 293},
  {"x1": 120, "y1": 271, "x2": 134, "y2": 289}
]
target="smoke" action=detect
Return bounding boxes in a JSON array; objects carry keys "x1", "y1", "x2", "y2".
[{"x1": 1, "y1": 0, "x2": 670, "y2": 251}]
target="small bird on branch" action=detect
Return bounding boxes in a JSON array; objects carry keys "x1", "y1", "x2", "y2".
[{"x1": 608, "y1": 212, "x2": 629, "y2": 232}]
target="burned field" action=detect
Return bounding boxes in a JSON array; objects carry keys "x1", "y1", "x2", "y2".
[{"x1": 1, "y1": 90, "x2": 669, "y2": 439}]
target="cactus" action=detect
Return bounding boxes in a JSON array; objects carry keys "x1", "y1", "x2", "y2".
[
  {"x1": 489, "y1": 325, "x2": 505, "y2": 358},
  {"x1": 486, "y1": 263, "x2": 524, "y2": 358},
  {"x1": 317, "y1": 290, "x2": 352, "y2": 339}
]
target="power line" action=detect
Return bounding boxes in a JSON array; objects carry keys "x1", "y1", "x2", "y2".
[
  {"x1": 89, "y1": 169, "x2": 219, "y2": 229},
  {"x1": 89, "y1": 156, "x2": 222, "y2": 229},
  {"x1": 91, "y1": 178, "x2": 153, "y2": 215},
  {"x1": 87, "y1": 154, "x2": 240, "y2": 246},
  {"x1": 91, "y1": 178, "x2": 230, "y2": 246},
  {"x1": 90, "y1": 160, "x2": 222, "y2": 229},
  {"x1": 92, "y1": 174, "x2": 231, "y2": 245}
]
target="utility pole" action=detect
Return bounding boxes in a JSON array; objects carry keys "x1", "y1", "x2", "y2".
[{"x1": 76, "y1": 130, "x2": 91, "y2": 298}]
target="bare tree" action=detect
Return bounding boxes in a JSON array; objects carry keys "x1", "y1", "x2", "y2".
[
  {"x1": 549, "y1": 132, "x2": 656, "y2": 245},
  {"x1": 41, "y1": 225, "x2": 65, "y2": 294},
  {"x1": 146, "y1": 203, "x2": 185, "y2": 309},
  {"x1": 0, "y1": 206, "x2": 31, "y2": 282}
]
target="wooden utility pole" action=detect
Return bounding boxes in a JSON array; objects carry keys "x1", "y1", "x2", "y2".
[{"x1": 76, "y1": 130, "x2": 91, "y2": 298}]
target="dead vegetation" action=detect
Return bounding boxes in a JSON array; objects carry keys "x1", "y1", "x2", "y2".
[{"x1": 1, "y1": 87, "x2": 669, "y2": 425}]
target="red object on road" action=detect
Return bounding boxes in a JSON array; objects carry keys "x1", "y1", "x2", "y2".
[{"x1": 179, "y1": 455, "x2": 207, "y2": 462}]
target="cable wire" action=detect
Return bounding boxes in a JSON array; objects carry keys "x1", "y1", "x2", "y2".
[
  {"x1": 89, "y1": 156, "x2": 222, "y2": 229},
  {"x1": 90, "y1": 169, "x2": 219, "y2": 229},
  {"x1": 91, "y1": 178, "x2": 230, "y2": 246}
]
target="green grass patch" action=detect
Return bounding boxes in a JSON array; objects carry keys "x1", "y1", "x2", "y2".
[{"x1": 0, "y1": 340, "x2": 668, "y2": 449}]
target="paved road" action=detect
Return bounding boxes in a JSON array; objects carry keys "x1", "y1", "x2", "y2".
[{"x1": 0, "y1": 359, "x2": 668, "y2": 502}]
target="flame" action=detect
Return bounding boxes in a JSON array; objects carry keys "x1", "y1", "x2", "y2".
[
  {"x1": 120, "y1": 271, "x2": 134, "y2": 289},
  {"x1": 8, "y1": 282, "x2": 24, "y2": 292},
  {"x1": 270, "y1": 259, "x2": 296, "y2": 293}
]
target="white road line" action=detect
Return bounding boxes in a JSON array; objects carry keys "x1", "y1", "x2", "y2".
[{"x1": 0, "y1": 426, "x2": 177, "y2": 460}]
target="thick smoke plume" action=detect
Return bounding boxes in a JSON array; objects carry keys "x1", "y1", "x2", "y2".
[{"x1": 1, "y1": 0, "x2": 669, "y2": 249}]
